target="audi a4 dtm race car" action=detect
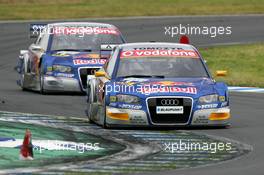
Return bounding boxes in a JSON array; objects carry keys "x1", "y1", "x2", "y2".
[
  {"x1": 86, "y1": 42, "x2": 230, "y2": 128},
  {"x1": 15, "y1": 22, "x2": 125, "y2": 94}
]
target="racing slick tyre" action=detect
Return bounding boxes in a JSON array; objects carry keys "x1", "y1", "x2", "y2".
[
  {"x1": 39, "y1": 64, "x2": 46, "y2": 95},
  {"x1": 87, "y1": 92, "x2": 94, "y2": 123},
  {"x1": 102, "y1": 95, "x2": 108, "y2": 129},
  {"x1": 102, "y1": 101, "x2": 107, "y2": 129},
  {"x1": 86, "y1": 84, "x2": 92, "y2": 122},
  {"x1": 39, "y1": 74, "x2": 46, "y2": 95},
  {"x1": 86, "y1": 82, "x2": 98, "y2": 123},
  {"x1": 19, "y1": 61, "x2": 26, "y2": 91}
]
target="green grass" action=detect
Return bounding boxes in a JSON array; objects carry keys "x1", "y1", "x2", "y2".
[
  {"x1": 0, "y1": 0, "x2": 264, "y2": 20},
  {"x1": 200, "y1": 43, "x2": 264, "y2": 87}
]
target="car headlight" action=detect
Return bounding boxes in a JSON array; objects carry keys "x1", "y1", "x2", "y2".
[
  {"x1": 52, "y1": 65, "x2": 72, "y2": 73},
  {"x1": 116, "y1": 94, "x2": 140, "y2": 104},
  {"x1": 199, "y1": 94, "x2": 218, "y2": 103}
]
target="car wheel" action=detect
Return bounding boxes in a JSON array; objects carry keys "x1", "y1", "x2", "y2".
[
  {"x1": 39, "y1": 65, "x2": 46, "y2": 95},
  {"x1": 102, "y1": 96, "x2": 108, "y2": 129},
  {"x1": 20, "y1": 70, "x2": 26, "y2": 91},
  {"x1": 39, "y1": 74, "x2": 46, "y2": 94},
  {"x1": 87, "y1": 83, "x2": 97, "y2": 123},
  {"x1": 87, "y1": 92, "x2": 93, "y2": 123}
]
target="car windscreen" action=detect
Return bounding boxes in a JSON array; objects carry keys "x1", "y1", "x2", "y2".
[
  {"x1": 116, "y1": 57, "x2": 209, "y2": 78},
  {"x1": 50, "y1": 27, "x2": 123, "y2": 51}
]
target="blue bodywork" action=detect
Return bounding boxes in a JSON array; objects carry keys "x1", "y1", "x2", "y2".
[
  {"x1": 104, "y1": 77, "x2": 229, "y2": 125},
  {"x1": 97, "y1": 45, "x2": 230, "y2": 127},
  {"x1": 42, "y1": 51, "x2": 106, "y2": 77}
]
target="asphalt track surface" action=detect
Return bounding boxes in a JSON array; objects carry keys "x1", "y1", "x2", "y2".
[{"x1": 0, "y1": 15, "x2": 264, "y2": 175}]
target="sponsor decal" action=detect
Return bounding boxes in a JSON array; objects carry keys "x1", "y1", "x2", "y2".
[
  {"x1": 133, "y1": 47, "x2": 178, "y2": 50},
  {"x1": 54, "y1": 73, "x2": 75, "y2": 78},
  {"x1": 141, "y1": 86, "x2": 197, "y2": 94},
  {"x1": 118, "y1": 104, "x2": 142, "y2": 110},
  {"x1": 73, "y1": 54, "x2": 100, "y2": 59},
  {"x1": 130, "y1": 115, "x2": 147, "y2": 124},
  {"x1": 118, "y1": 78, "x2": 149, "y2": 86},
  {"x1": 160, "y1": 99, "x2": 180, "y2": 106},
  {"x1": 221, "y1": 101, "x2": 228, "y2": 107},
  {"x1": 73, "y1": 59, "x2": 107, "y2": 65},
  {"x1": 52, "y1": 51, "x2": 79, "y2": 57},
  {"x1": 118, "y1": 80, "x2": 193, "y2": 87},
  {"x1": 120, "y1": 49, "x2": 199, "y2": 58},
  {"x1": 145, "y1": 81, "x2": 193, "y2": 86},
  {"x1": 156, "y1": 106, "x2": 184, "y2": 114},
  {"x1": 109, "y1": 102, "x2": 117, "y2": 107},
  {"x1": 123, "y1": 78, "x2": 149, "y2": 83},
  {"x1": 53, "y1": 27, "x2": 119, "y2": 35},
  {"x1": 104, "y1": 82, "x2": 197, "y2": 95},
  {"x1": 193, "y1": 116, "x2": 209, "y2": 124},
  {"x1": 197, "y1": 103, "x2": 218, "y2": 109},
  {"x1": 109, "y1": 102, "x2": 142, "y2": 110}
]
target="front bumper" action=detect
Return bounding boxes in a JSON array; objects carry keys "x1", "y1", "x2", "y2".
[
  {"x1": 191, "y1": 107, "x2": 230, "y2": 126},
  {"x1": 105, "y1": 106, "x2": 230, "y2": 127},
  {"x1": 43, "y1": 76, "x2": 81, "y2": 92}
]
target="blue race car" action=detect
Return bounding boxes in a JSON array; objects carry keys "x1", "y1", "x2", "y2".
[
  {"x1": 15, "y1": 22, "x2": 125, "y2": 94},
  {"x1": 86, "y1": 42, "x2": 230, "y2": 128}
]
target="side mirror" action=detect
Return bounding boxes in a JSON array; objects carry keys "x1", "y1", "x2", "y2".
[
  {"x1": 216, "y1": 70, "x2": 227, "y2": 77},
  {"x1": 30, "y1": 44, "x2": 43, "y2": 52},
  {"x1": 95, "y1": 71, "x2": 106, "y2": 77}
]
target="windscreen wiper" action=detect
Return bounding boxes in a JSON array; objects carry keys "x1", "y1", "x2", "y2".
[
  {"x1": 52, "y1": 49, "x2": 92, "y2": 52},
  {"x1": 119, "y1": 75, "x2": 165, "y2": 78}
]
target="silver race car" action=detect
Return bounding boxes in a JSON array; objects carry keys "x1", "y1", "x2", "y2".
[{"x1": 15, "y1": 22, "x2": 125, "y2": 94}]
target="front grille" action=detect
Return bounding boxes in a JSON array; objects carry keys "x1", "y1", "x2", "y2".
[
  {"x1": 79, "y1": 68, "x2": 100, "y2": 89},
  {"x1": 147, "y1": 97, "x2": 192, "y2": 124}
]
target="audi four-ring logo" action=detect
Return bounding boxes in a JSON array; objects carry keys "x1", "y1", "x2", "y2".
[{"x1": 161, "y1": 99, "x2": 180, "y2": 106}]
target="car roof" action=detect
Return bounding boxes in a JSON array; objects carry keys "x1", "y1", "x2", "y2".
[
  {"x1": 48, "y1": 22, "x2": 118, "y2": 29},
  {"x1": 118, "y1": 42, "x2": 196, "y2": 51}
]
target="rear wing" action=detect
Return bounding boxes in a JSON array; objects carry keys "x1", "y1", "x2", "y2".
[
  {"x1": 29, "y1": 23, "x2": 47, "y2": 38},
  {"x1": 100, "y1": 44, "x2": 117, "y2": 59}
]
